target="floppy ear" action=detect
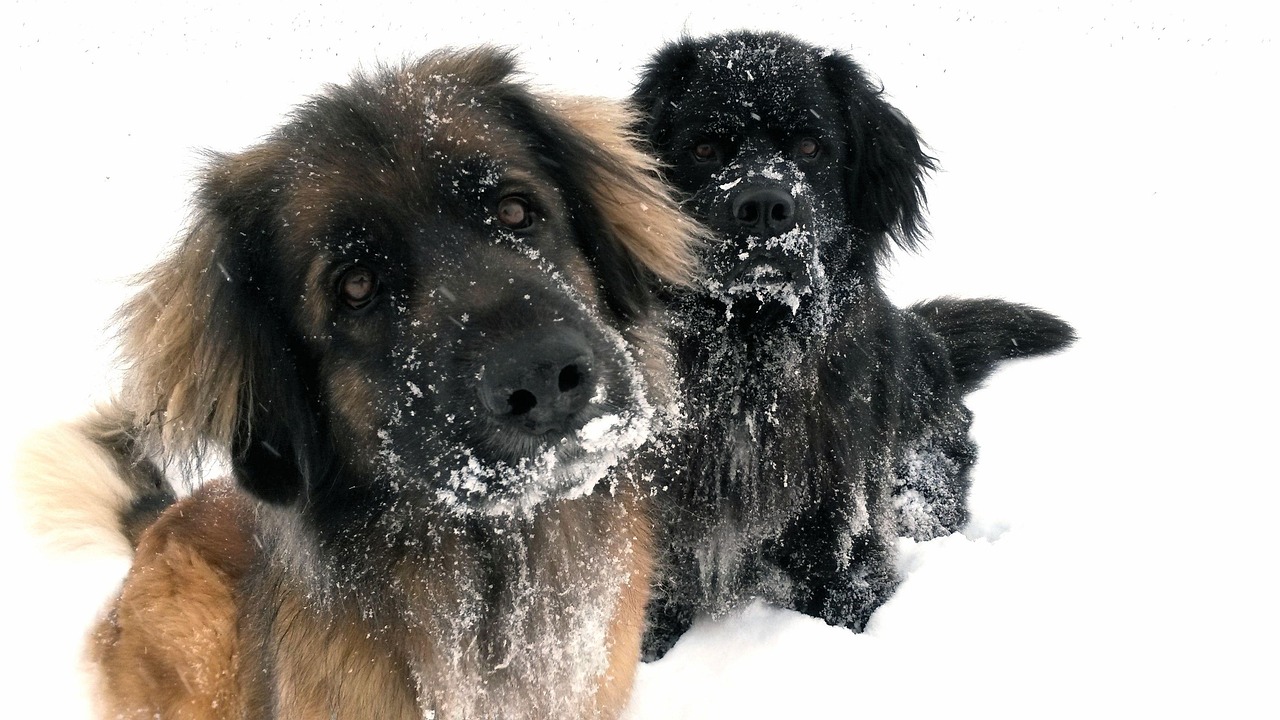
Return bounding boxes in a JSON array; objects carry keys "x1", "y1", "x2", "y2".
[
  {"x1": 118, "y1": 149, "x2": 327, "y2": 505},
  {"x1": 631, "y1": 37, "x2": 701, "y2": 144},
  {"x1": 822, "y1": 52, "x2": 936, "y2": 258},
  {"x1": 502, "y1": 89, "x2": 702, "y2": 321}
]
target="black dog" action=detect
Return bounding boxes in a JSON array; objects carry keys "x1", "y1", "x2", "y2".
[{"x1": 632, "y1": 31, "x2": 1075, "y2": 658}]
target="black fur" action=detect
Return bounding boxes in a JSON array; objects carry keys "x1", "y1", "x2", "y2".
[
  {"x1": 633, "y1": 31, "x2": 1075, "y2": 658},
  {"x1": 910, "y1": 297, "x2": 1078, "y2": 393}
]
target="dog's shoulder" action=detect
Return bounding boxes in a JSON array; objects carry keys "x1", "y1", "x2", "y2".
[
  {"x1": 92, "y1": 480, "x2": 257, "y2": 719},
  {"x1": 133, "y1": 479, "x2": 258, "y2": 578}
]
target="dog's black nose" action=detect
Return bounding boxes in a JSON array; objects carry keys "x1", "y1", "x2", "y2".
[
  {"x1": 733, "y1": 187, "x2": 796, "y2": 236},
  {"x1": 478, "y1": 327, "x2": 595, "y2": 436}
]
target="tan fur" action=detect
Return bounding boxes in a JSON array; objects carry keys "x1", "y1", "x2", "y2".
[
  {"x1": 247, "y1": 590, "x2": 420, "y2": 719},
  {"x1": 555, "y1": 96, "x2": 707, "y2": 286},
  {"x1": 116, "y1": 218, "x2": 247, "y2": 460}
]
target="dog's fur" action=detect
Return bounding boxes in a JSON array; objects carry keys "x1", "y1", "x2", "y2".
[
  {"x1": 632, "y1": 31, "x2": 1075, "y2": 657},
  {"x1": 17, "y1": 48, "x2": 702, "y2": 718}
]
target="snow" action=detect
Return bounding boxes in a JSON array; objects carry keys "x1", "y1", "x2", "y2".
[{"x1": 3, "y1": 1, "x2": 1277, "y2": 718}]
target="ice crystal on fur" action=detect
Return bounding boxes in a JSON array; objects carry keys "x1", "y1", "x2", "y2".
[{"x1": 893, "y1": 426, "x2": 970, "y2": 541}]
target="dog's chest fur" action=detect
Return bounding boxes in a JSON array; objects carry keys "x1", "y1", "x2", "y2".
[
  {"x1": 240, "y1": 491, "x2": 645, "y2": 719},
  {"x1": 659, "y1": 298, "x2": 891, "y2": 613}
]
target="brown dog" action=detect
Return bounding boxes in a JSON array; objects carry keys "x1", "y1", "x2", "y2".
[{"x1": 18, "y1": 48, "x2": 700, "y2": 719}]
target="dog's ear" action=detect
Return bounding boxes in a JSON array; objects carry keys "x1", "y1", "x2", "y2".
[
  {"x1": 119, "y1": 148, "x2": 326, "y2": 505},
  {"x1": 631, "y1": 37, "x2": 701, "y2": 143},
  {"x1": 822, "y1": 52, "x2": 936, "y2": 258},
  {"x1": 500, "y1": 88, "x2": 702, "y2": 321}
]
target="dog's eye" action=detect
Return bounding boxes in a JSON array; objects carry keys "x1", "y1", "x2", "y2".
[
  {"x1": 497, "y1": 196, "x2": 534, "y2": 230},
  {"x1": 338, "y1": 267, "x2": 378, "y2": 310},
  {"x1": 797, "y1": 137, "x2": 821, "y2": 159},
  {"x1": 692, "y1": 142, "x2": 719, "y2": 163}
]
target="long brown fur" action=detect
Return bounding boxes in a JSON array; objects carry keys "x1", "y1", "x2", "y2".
[{"x1": 43, "y1": 47, "x2": 699, "y2": 719}]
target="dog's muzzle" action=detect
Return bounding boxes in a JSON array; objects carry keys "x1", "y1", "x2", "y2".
[
  {"x1": 720, "y1": 182, "x2": 816, "y2": 295},
  {"x1": 724, "y1": 248, "x2": 813, "y2": 295}
]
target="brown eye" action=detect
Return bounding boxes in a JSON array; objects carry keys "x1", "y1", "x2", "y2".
[
  {"x1": 497, "y1": 196, "x2": 533, "y2": 230},
  {"x1": 339, "y1": 266, "x2": 377, "y2": 310},
  {"x1": 798, "y1": 137, "x2": 820, "y2": 158},
  {"x1": 692, "y1": 142, "x2": 718, "y2": 162}
]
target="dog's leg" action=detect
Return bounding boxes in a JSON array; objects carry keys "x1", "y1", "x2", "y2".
[
  {"x1": 640, "y1": 592, "x2": 696, "y2": 662},
  {"x1": 772, "y1": 492, "x2": 900, "y2": 632}
]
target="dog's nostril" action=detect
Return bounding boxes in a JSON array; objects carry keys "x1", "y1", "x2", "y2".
[
  {"x1": 507, "y1": 389, "x2": 538, "y2": 416},
  {"x1": 558, "y1": 364, "x2": 583, "y2": 392},
  {"x1": 737, "y1": 203, "x2": 760, "y2": 225},
  {"x1": 771, "y1": 203, "x2": 791, "y2": 222}
]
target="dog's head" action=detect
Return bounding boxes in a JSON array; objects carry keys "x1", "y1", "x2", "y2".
[
  {"x1": 634, "y1": 31, "x2": 934, "y2": 327},
  {"x1": 120, "y1": 49, "x2": 698, "y2": 516}
]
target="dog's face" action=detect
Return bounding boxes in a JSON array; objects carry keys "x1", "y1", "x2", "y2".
[
  {"x1": 634, "y1": 32, "x2": 934, "y2": 330},
  {"x1": 126, "y1": 51, "x2": 696, "y2": 516}
]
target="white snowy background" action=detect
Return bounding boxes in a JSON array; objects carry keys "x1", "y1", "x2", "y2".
[{"x1": 3, "y1": 1, "x2": 1276, "y2": 717}]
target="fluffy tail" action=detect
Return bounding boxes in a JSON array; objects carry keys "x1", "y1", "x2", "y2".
[
  {"x1": 14, "y1": 402, "x2": 176, "y2": 555},
  {"x1": 909, "y1": 297, "x2": 1077, "y2": 393}
]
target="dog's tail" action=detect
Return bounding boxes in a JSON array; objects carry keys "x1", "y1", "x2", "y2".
[
  {"x1": 909, "y1": 297, "x2": 1077, "y2": 393},
  {"x1": 14, "y1": 402, "x2": 176, "y2": 556}
]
